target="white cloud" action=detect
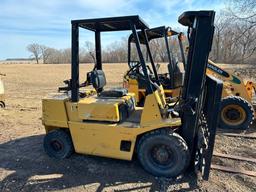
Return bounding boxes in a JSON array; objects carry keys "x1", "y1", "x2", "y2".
[{"x1": 0, "y1": 0, "x2": 225, "y2": 59}]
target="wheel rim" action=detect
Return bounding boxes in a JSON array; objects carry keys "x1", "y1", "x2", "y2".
[
  {"x1": 150, "y1": 144, "x2": 175, "y2": 167},
  {"x1": 221, "y1": 104, "x2": 246, "y2": 126},
  {"x1": 50, "y1": 140, "x2": 63, "y2": 152}
]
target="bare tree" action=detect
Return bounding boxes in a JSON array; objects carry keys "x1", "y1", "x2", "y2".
[
  {"x1": 27, "y1": 43, "x2": 41, "y2": 64},
  {"x1": 212, "y1": 16, "x2": 227, "y2": 62},
  {"x1": 84, "y1": 41, "x2": 95, "y2": 63},
  {"x1": 60, "y1": 48, "x2": 71, "y2": 64},
  {"x1": 40, "y1": 45, "x2": 53, "y2": 64},
  {"x1": 151, "y1": 38, "x2": 168, "y2": 62},
  {"x1": 227, "y1": 0, "x2": 256, "y2": 24},
  {"x1": 208, "y1": 1, "x2": 256, "y2": 64}
]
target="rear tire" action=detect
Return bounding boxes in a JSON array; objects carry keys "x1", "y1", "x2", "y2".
[
  {"x1": 219, "y1": 96, "x2": 254, "y2": 130},
  {"x1": 44, "y1": 129, "x2": 74, "y2": 159},
  {"x1": 0, "y1": 101, "x2": 5, "y2": 108},
  {"x1": 137, "y1": 129, "x2": 190, "y2": 177}
]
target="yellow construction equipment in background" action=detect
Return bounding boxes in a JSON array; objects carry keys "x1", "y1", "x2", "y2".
[
  {"x1": 207, "y1": 60, "x2": 255, "y2": 129},
  {"x1": 124, "y1": 27, "x2": 255, "y2": 130},
  {"x1": 0, "y1": 73, "x2": 5, "y2": 108}
]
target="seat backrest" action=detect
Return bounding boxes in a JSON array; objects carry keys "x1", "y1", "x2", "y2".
[{"x1": 91, "y1": 70, "x2": 106, "y2": 92}]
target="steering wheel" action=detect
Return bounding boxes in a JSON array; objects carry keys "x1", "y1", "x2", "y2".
[
  {"x1": 127, "y1": 61, "x2": 154, "y2": 77},
  {"x1": 126, "y1": 61, "x2": 142, "y2": 76}
]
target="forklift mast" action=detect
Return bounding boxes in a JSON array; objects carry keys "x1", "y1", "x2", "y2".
[
  {"x1": 179, "y1": 10, "x2": 215, "y2": 148},
  {"x1": 178, "y1": 11, "x2": 222, "y2": 180}
]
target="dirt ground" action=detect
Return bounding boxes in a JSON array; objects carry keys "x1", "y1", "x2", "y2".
[{"x1": 0, "y1": 63, "x2": 255, "y2": 192}]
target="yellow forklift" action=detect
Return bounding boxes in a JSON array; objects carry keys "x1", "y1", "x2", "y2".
[
  {"x1": 0, "y1": 73, "x2": 5, "y2": 108},
  {"x1": 124, "y1": 26, "x2": 255, "y2": 130},
  {"x1": 42, "y1": 11, "x2": 222, "y2": 179}
]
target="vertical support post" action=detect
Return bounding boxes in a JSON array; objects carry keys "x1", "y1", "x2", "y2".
[
  {"x1": 131, "y1": 24, "x2": 153, "y2": 94},
  {"x1": 71, "y1": 23, "x2": 79, "y2": 102},
  {"x1": 142, "y1": 29, "x2": 159, "y2": 83},
  {"x1": 164, "y1": 32, "x2": 174, "y2": 88},
  {"x1": 127, "y1": 36, "x2": 131, "y2": 66},
  {"x1": 95, "y1": 31, "x2": 102, "y2": 70},
  {"x1": 178, "y1": 33, "x2": 186, "y2": 70}
]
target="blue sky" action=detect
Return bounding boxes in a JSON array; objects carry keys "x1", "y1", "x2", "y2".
[{"x1": 0, "y1": 0, "x2": 224, "y2": 60}]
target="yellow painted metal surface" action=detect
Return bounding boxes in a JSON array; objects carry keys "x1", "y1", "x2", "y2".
[
  {"x1": 124, "y1": 75, "x2": 181, "y2": 104},
  {"x1": 157, "y1": 85, "x2": 167, "y2": 107},
  {"x1": 206, "y1": 60, "x2": 252, "y2": 103},
  {"x1": 78, "y1": 96, "x2": 120, "y2": 122},
  {"x1": 82, "y1": 88, "x2": 97, "y2": 96},
  {"x1": 141, "y1": 93, "x2": 163, "y2": 127},
  {"x1": 245, "y1": 81, "x2": 255, "y2": 101},
  {"x1": 42, "y1": 94, "x2": 69, "y2": 128},
  {"x1": 140, "y1": 89, "x2": 174, "y2": 126},
  {"x1": 69, "y1": 122, "x2": 136, "y2": 160},
  {"x1": 42, "y1": 90, "x2": 181, "y2": 161},
  {"x1": 126, "y1": 78, "x2": 140, "y2": 102},
  {"x1": 68, "y1": 114, "x2": 181, "y2": 160},
  {"x1": 65, "y1": 102, "x2": 80, "y2": 122},
  {"x1": 207, "y1": 70, "x2": 251, "y2": 102},
  {"x1": 78, "y1": 93, "x2": 135, "y2": 122}
]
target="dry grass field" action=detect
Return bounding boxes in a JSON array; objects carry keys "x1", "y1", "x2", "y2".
[{"x1": 0, "y1": 63, "x2": 256, "y2": 192}]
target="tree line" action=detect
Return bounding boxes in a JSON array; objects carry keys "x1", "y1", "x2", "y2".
[
  {"x1": 27, "y1": 0, "x2": 255, "y2": 64},
  {"x1": 211, "y1": 0, "x2": 256, "y2": 64}
]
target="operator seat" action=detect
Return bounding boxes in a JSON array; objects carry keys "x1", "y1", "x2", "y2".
[{"x1": 91, "y1": 70, "x2": 128, "y2": 97}]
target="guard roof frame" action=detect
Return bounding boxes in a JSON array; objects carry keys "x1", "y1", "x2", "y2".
[
  {"x1": 70, "y1": 15, "x2": 152, "y2": 102},
  {"x1": 71, "y1": 15, "x2": 149, "y2": 32}
]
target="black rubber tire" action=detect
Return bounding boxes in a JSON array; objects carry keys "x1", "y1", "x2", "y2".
[
  {"x1": 219, "y1": 96, "x2": 254, "y2": 130},
  {"x1": 137, "y1": 129, "x2": 190, "y2": 178},
  {"x1": 0, "y1": 101, "x2": 5, "y2": 108},
  {"x1": 44, "y1": 129, "x2": 74, "y2": 159}
]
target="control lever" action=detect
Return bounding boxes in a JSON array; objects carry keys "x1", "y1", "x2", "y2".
[{"x1": 58, "y1": 79, "x2": 71, "y2": 92}]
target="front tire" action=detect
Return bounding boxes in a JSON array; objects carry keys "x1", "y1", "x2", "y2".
[
  {"x1": 137, "y1": 129, "x2": 190, "y2": 177},
  {"x1": 219, "y1": 96, "x2": 254, "y2": 130},
  {"x1": 44, "y1": 129, "x2": 74, "y2": 159}
]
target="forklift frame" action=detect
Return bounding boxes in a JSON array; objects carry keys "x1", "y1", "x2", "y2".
[{"x1": 43, "y1": 11, "x2": 223, "y2": 180}]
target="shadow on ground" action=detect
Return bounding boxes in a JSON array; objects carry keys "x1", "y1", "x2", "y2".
[
  {"x1": 0, "y1": 135, "x2": 200, "y2": 191},
  {"x1": 217, "y1": 121, "x2": 256, "y2": 134}
]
